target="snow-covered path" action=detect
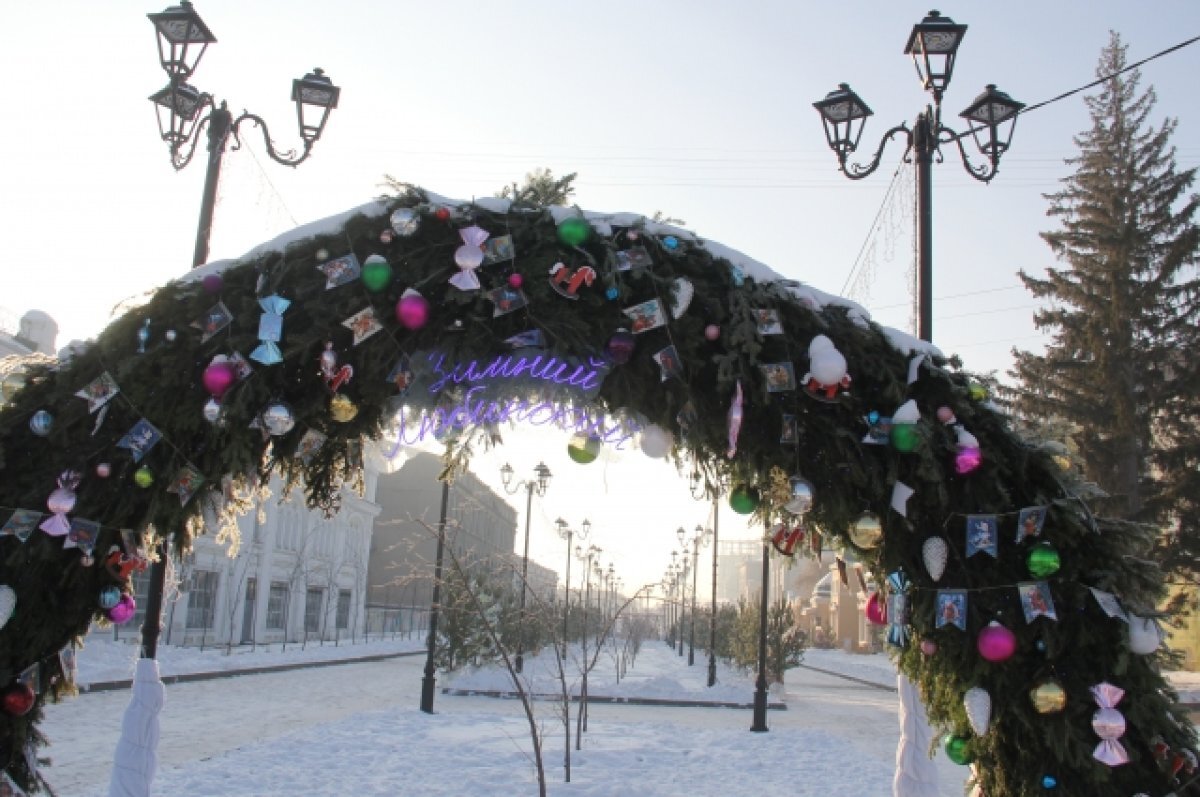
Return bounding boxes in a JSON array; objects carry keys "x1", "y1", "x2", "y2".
[{"x1": 40, "y1": 644, "x2": 969, "y2": 796}]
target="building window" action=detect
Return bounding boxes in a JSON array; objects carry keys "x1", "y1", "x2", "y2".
[
  {"x1": 336, "y1": 589, "x2": 352, "y2": 629},
  {"x1": 267, "y1": 582, "x2": 288, "y2": 630},
  {"x1": 185, "y1": 570, "x2": 218, "y2": 630},
  {"x1": 305, "y1": 588, "x2": 324, "y2": 633}
]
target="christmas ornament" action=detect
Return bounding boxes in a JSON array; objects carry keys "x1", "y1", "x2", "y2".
[
  {"x1": 623, "y1": 298, "x2": 667, "y2": 333},
  {"x1": 669, "y1": 277, "x2": 694, "y2": 318},
  {"x1": 943, "y1": 734, "x2": 972, "y2": 765},
  {"x1": 653, "y1": 345, "x2": 682, "y2": 383},
  {"x1": 922, "y1": 536, "x2": 949, "y2": 582},
  {"x1": 29, "y1": 410, "x2": 53, "y2": 436},
  {"x1": 75, "y1": 372, "x2": 120, "y2": 413},
  {"x1": 379, "y1": 229, "x2": 393, "y2": 244},
  {"x1": 1030, "y1": 678, "x2": 1067, "y2": 714},
  {"x1": 964, "y1": 687, "x2": 992, "y2": 735},
  {"x1": 802, "y1": 335, "x2": 851, "y2": 400},
  {"x1": 507, "y1": 272, "x2": 523, "y2": 289},
  {"x1": 604, "y1": 329, "x2": 636, "y2": 365},
  {"x1": 108, "y1": 594, "x2": 136, "y2": 625},
  {"x1": 771, "y1": 523, "x2": 805, "y2": 556},
  {"x1": 396, "y1": 289, "x2": 430, "y2": 330},
  {"x1": 317, "y1": 253, "x2": 361, "y2": 289},
  {"x1": 968, "y1": 382, "x2": 989, "y2": 401},
  {"x1": 106, "y1": 548, "x2": 147, "y2": 581},
  {"x1": 202, "y1": 359, "x2": 238, "y2": 399},
  {"x1": 201, "y1": 273, "x2": 223, "y2": 293},
  {"x1": 195, "y1": 300, "x2": 233, "y2": 342},
  {"x1": 954, "y1": 426, "x2": 983, "y2": 474},
  {"x1": 848, "y1": 512, "x2": 882, "y2": 548},
  {"x1": 450, "y1": 225, "x2": 488, "y2": 290},
  {"x1": 1127, "y1": 614, "x2": 1161, "y2": 655},
  {"x1": 99, "y1": 586, "x2": 122, "y2": 609},
  {"x1": 886, "y1": 570, "x2": 911, "y2": 646},
  {"x1": 1091, "y1": 682, "x2": 1129, "y2": 767},
  {"x1": 639, "y1": 424, "x2": 672, "y2": 459},
  {"x1": 1027, "y1": 542, "x2": 1061, "y2": 578},
  {"x1": 1019, "y1": 581, "x2": 1058, "y2": 623},
  {"x1": 865, "y1": 591, "x2": 887, "y2": 625},
  {"x1": 729, "y1": 485, "x2": 759, "y2": 515},
  {"x1": 39, "y1": 470, "x2": 80, "y2": 536},
  {"x1": 2, "y1": 682, "x2": 35, "y2": 717},
  {"x1": 95, "y1": 462, "x2": 111, "y2": 478},
  {"x1": 329, "y1": 394, "x2": 358, "y2": 423},
  {"x1": 0, "y1": 585, "x2": 14, "y2": 630},
  {"x1": 1042, "y1": 776, "x2": 1057, "y2": 789},
  {"x1": 726, "y1": 381, "x2": 744, "y2": 458},
  {"x1": 549, "y1": 261, "x2": 597, "y2": 298},
  {"x1": 936, "y1": 406, "x2": 956, "y2": 424},
  {"x1": 704, "y1": 324, "x2": 720, "y2": 341},
  {"x1": 557, "y1": 217, "x2": 591, "y2": 247},
  {"x1": 567, "y1": 433, "x2": 601, "y2": 464},
  {"x1": 261, "y1": 402, "x2": 296, "y2": 436},
  {"x1": 784, "y1": 475, "x2": 815, "y2": 515},
  {"x1": 343, "y1": 307, "x2": 384, "y2": 346},
  {"x1": 605, "y1": 285, "x2": 619, "y2": 301},
  {"x1": 977, "y1": 621, "x2": 1017, "y2": 662},
  {"x1": 133, "y1": 467, "x2": 154, "y2": 488},
  {"x1": 390, "y1": 207, "x2": 420, "y2": 236},
  {"x1": 319, "y1": 343, "x2": 354, "y2": 392},
  {"x1": 965, "y1": 515, "x2": 999, "y2": 558},
  {"x1": 117, "y1": 419, "x2": 163, "y2": 463},
  {"x1": 434, "y1": 206, "x2": 452, "y2": 222},
  {"x1": 250, "y1": 295, "x2": 291, "y2": 365},
  {"x1": 890, "y1": 400, "x2": 921, "y2": 452},
  {"x1": 137, "y1": 319, "x2": 151, "y2": 353},
  {"x1": 203, "y1": 399, "x2": 224, "y2": 425},
  {"x1": 920, "y1": 639, "x2": 938, "y2": 656}
]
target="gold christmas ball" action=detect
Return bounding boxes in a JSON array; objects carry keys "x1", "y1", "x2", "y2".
[
  {"x1": 329, "y1": 394, "x2": 359, "y2": 423},
  {"x1": 848, "y1": 512, "x2": 883, "y2": 549},
  {"x1": 1030, "y1": 678, "x2": 1067, "y2": 714}
]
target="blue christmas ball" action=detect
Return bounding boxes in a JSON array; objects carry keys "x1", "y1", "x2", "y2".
[
  {"x1": 663, "y1": 235, "x2": 679, "y2": 250},
  {"x1": 1041, "y1": 775, "x2": 1057, "y2": 789},
  {"x1": 29, "y1": 410, "x2": 53, "y2": 436},
  {"x1": 605, "y1": 286, "x2": 619, "y2": 301}
]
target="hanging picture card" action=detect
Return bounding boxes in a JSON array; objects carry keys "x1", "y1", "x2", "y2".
[
  {"x1": 116, "y1": 419, "x2": 162, "y2": 463},
  {"x1": 966, "y1": 515, "x2": 999, "y2": 558},
  {"x1": 936, "y1": 590, "x2": 967, "y2": 631},
  {"x1": 1, "y1": 510, "x2": 41, "y2": 542},
  {"x1": 1019, "y1": 581, "x2": 1058, "y2": 623},
  {"x1": 1016, "y1": 506, "x2": 1049, "y2": 542}
]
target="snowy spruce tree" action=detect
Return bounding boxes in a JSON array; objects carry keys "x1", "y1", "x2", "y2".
[{"x1": 1008, "y1": 33, "x2": 1200, "y2": 582}]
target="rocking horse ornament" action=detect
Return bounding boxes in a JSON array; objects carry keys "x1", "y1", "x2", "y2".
[{"x1": 548, "y1": 261, "x2": 597, "y2": 299}]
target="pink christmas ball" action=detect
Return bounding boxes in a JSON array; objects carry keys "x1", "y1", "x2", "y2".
[
  {"x1": 920, "y1": 639, "x2": 938, "y2": 656},
  {"x1": 977, "y1": 621, "x2": 1017, "y2": 662},
  {"x1": 396, "y1": 293, "x2": 430, "y2": 330},
  {"x1": 95, "y1": 462, "x2": 112, "y2": 478},
  {"x1": 955, "y1": 446, "x2": 983, "y2": 475},
  {"x1": 704, "y1": 324, "x2": 720, "y2": 341},
  {"x1": 201, "y1": 274, "x2": 223, "y2": 293},
  {"x1": 936, "y1": 406, "x2": 956, "y2": 424},
  {"x1": 865, "y1": 591, "x2": 888, "y2": 625},
  {"x1": 108, "y1": 594, "x2": 136, "y2": 625},
  {"x1": 507, "y1": 273, "x2": 524, "y2": 289},
  {"x1": 202, "y1": 361, "x2": 237, "y2": 399}
]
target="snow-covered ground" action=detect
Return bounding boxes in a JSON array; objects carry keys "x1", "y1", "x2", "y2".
[{"x1": 38, "y1": 633, "x2": 1198, "y2": 796}]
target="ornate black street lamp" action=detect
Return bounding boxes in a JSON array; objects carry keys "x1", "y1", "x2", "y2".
[
  {"x1": 555, "y1": 517, "x2": 589, "y2": 657},
  {"x1": 687, "y1": 525, "x2": 710, "y2": 666},
  {"x1": 691, "y1": 471, "x2": 723, "y2": 686},
  {"x1": 576, "y1": 542, "x2": 601, "y2": 743},
  {"x1": 750, "y1": 522, "x2": 771, "y2": 733},
  {"x1": 147, "y1": 1, "x2": 341, "y2": 270},
  {"x1": 137, "y1": 2, "x2": 340, "y2": 665},
  {"x1": 500, "y1": 462, "x2": 552, "y2": 673},
  {"x1": 813, "y1": 9, "x2": 1023, "y2": 343}
]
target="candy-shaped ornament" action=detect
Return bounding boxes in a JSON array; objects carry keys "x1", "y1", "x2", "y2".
[
  {"x1": 1091, "y1": 682, "x2": 1129, "y2": 767},
  {"x1": 449, "y1": 225, "x2": 488, "y2": 291},
  {"x1": 40, "y1": 470, "x2": 81, "y2": 536}
]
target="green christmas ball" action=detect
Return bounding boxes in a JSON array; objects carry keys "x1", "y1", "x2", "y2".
[
  {"x1": 567, "y1": 433, "x2": 601, "y2": 464},
  {"x1": 133, "y1": 467, "x2": 154, "y2": 488},
  {"x1": 1027, "y1": 542, "x2": 1061, "y2": 578},
  {"x1": 557, "y1": 217, "x2": 591, "y2": 247},
  {"x1": 891, "y1": 422, "x2": 920, "y2": 452},
  {"x1": 361, "y1": 255, "x2": 393, "y2": 293},
  {"x1": 968, "y1": 382, "x2": 989, "y2": 402},
  {"x1": 943, "y1": 734, "x2": 973, "y2": 765},
  {"x1": 729, "y1": 485, "x2": 760, "y2": 515}
]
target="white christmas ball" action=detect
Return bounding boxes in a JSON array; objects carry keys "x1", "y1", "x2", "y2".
[
  {"x1": 1127, "y1": 614, "x2": 1161, "y2": 655},
  {"x1": 639, "y1": 424, "x2": 673, "y2": 459}
]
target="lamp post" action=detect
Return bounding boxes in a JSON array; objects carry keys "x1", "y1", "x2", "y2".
[
  {"x1": 687, "y1": 525, "x2": 710, "y2": 667},
  {"x1": 576, "y1": 542, "x2": 601, "y2": 744},
  {"x1": 556, "y1": 518, "x2": 589, "y2": 656},
  {"x1": 499, "y1": 462, "x2": 552, "y2": 673},
  {"x1": 750, "y1": 522, "x2": 771, "y2": 733},
  {"x1": 675, "y1": 537, "x2": 689, "y2": 658},
  {"x1": 812, "y1": 9, "x2": 1023, "y2": 343},
  {"x1": 137, "y1": 1, "x2": 340, "y2": 664},
  {"x1": 691, "y1": 472, "x2": 724, "y2": 686},
  {"x1": 147, "y1": 1, "x2": 341, "y2": 270},
  {"x1": 420, "y1": 479, "x2": 452, "y2": 713}
]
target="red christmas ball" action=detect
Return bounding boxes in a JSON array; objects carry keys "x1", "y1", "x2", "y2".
[
  {"x1": 434, "y1": 207, "x2": 451, "y2": 222},
  {"x1": 865, "y1": 591, "x2": 888, "y2": 625},
  {"x1": 2, "y1": 682, "x2": 35, "y2": 716}
]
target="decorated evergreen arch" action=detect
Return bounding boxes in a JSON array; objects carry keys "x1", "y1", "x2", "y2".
[{"x1": 1, "y1": 186, "x2": 1197, "y2": 796}]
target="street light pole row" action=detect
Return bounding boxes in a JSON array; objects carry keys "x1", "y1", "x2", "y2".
[{"x1": 499, "y1": 462, "x2": 552, "y2": 673}]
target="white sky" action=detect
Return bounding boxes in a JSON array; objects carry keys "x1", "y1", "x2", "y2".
[{"x1": 3, "y1": 1, "x2": 1199, "y2": 593}]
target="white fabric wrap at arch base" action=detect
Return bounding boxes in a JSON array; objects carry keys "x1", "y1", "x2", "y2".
[
  {"x1": 108, "y1": 657, "x2": 165, "y2": 797},
  {"x1": 894, "y1": 671, "x2": 940, "y2": 797}
]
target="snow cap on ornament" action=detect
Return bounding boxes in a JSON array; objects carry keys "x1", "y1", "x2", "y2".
[
  {"x1": 802, "y1": 335, "x2": 850, "y2": 400},
  {"x1": 954, "y1": 426, "x2": 983, "y2": 474},
  {"x1": 891, "y1": 399, "x2": 921, "y2": 452}
]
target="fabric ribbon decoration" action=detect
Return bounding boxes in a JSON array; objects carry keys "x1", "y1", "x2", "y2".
[
  {"x1": 449, "y1": 225, "x2": 489, "y2": 291},
  {"x1": 726, "y1": 380, "x2": 743, "y2": 459},
  {"x1": 40, "y1": 470, "x2": 81, "y2": 537},
  {"x1": 886, "y1": 569, "x2": 911, "y2": 647},
  {"x1": 1090, "y1": 682, "x2": 1130, "y2": 766},
  {"x1": 250, "y1": 295, "x2": 291, "y2": 365}
]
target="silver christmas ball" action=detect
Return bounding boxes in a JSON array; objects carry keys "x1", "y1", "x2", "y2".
[
  {"x1": 29, "y1": 410, "x2": 53, "y2": 436},
  {"x1": 203, "y1": 398, "x2": 224, "y2": 424},
  {"x1": 784, "y1": 475, "x2": 815, "y2": 515},
  {"x1": 164, "y1": 329, "x2": 177, "y2": 342},
  {"x1": 390, "y1": 207, "x2": 420, "y2": 237},
  {"x1": 261, "y1": 402, "x2": 296, "y2": 436}
]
